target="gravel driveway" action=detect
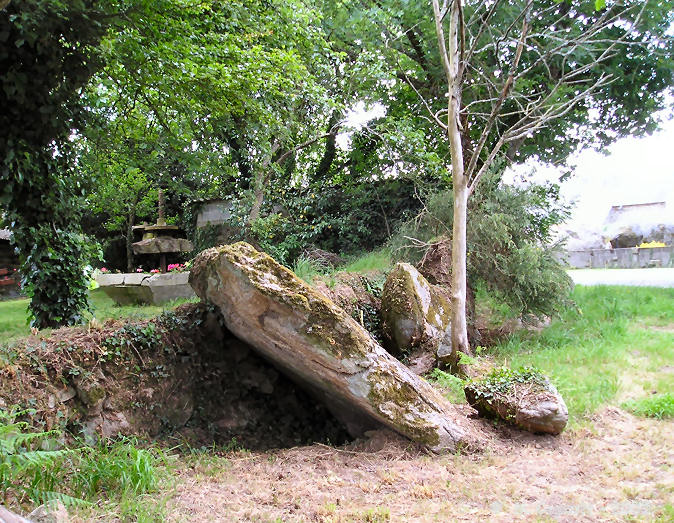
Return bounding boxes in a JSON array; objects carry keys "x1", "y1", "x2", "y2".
[{"x1": 568, "y1": 268, "x2": 674, "y2": 288}]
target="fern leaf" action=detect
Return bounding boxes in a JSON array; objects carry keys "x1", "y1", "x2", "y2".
[{"x1": 41, "y1": 490, "x2": 91, "y2": 507}]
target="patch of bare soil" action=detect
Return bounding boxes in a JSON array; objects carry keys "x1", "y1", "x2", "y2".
[
  {"x1": 632, "y1": 321, "x2": 674, "y2": 334},
  {"x1": 167, "y1": 407, "x2": 672, "y2": 522}
]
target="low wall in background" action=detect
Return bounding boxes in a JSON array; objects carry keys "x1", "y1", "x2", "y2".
[{"x1": 559, "y1": 246, "x2": 673, "y2": 269}]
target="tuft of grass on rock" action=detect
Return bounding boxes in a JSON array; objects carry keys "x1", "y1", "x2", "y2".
[
  {"x1": 425, "y1": 368, "x2": 466, "y2": 404},
  {"x1": 292, "y1": 256, "x2": 326, "y2": 284}
]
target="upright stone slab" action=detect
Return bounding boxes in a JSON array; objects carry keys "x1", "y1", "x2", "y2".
[
  {"x1": 189, "y1": 243, "x2": 482, "y2": 452},
  {"x1": 381, "y1": 263, "x2": 453, "y2": 364}
]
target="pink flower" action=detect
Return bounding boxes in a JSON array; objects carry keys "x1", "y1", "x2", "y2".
[
  {"x1": 151, "y1": 269, "x2": 160, "y2": 273},
  {"x1": 136, "y1": 268, "x2": 143, "y2": 273},
  {"x1": 100, "y1": 267, "x2": 109, "y2": 273}
]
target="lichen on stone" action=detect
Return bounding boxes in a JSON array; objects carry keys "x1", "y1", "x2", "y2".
[
  {"x1": 381, "y1": 263, "x2": 453, "y2": 356},
  {"x1": 366, "y1": 369, "x2": 440, "y2": 446},
  {"x1": 464, "y1": 366, "x2": 568, "y2": 434},
  {"x1": 210, "y1": 243, "x2": 372, "y2": 360}
]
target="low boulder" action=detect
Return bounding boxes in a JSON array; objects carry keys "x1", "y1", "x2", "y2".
[
  {"x1": 189, "y1": 242, "x2": 483, "y2": 452},
  {"x1": 380, "y1": 263, "x2": 453, "y2": 365},
  {"x1": 302, "y1": 248, "x2": 343, "y2": 269},
  {"x1": 415, "y1": 237, "x2": 479, "y2": 347},
  {"x1": 464, "y1": 367, "x2": 568, "y2": 435},
  {"x1": 416, "y1": 237, "x2": 452, "y2": 286}
]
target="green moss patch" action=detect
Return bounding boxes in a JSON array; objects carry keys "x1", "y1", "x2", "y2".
[{"x1": 464, "y1": 366, "x2": 550, "y2": 420}]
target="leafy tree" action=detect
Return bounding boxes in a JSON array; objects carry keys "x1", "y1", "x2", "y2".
[
  {"x1": 86, "y1": 0, "x2": 341, "y2": 231},
  {"x1": 332, "y1": 0, "x2": 672, "y2": 370},
  {"x1": 428, "y1": 0, "x2": 672, "y2": 370},
  {"x1": 0, "y1": 0, "x2": 114, "y2": 327}
]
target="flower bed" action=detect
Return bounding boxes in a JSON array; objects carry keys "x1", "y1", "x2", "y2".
[{"x1": 100, "y1": 262, "x2": 189, "y2": 275}]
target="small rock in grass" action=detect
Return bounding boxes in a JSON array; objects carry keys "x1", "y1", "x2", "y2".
[{"x1": 464, "y1": 366, "x2": 568, "y2": 435}]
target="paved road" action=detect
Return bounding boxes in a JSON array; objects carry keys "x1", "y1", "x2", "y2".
[{"x1": 568, "y1": 268, "x2": 674, "y2": 288}]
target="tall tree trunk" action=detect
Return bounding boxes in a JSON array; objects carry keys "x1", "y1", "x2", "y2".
[
  {"x1": 247, "y1": 171, "x2": 266, "y2": 226},
  {"x1": 246, "y1": 140, "x2": 280, "y2": 228},
  {"x1": 450, "y1": 173, "x2": 471, "y2": 371},
  {"x1": 434, "y1": 0, "x2": 471, "y2": 373},
  {"x1": 126, "y1": 197, "x2": 138, "y2": 273}
]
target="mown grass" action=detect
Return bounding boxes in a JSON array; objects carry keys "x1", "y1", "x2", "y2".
[
  {"x1": 488, "y1": 285, "x2": 674, "y2": 426},
  {"x1": 622, "y1": 392, "x2": 674, "y2": 419},
  {"x1": 0, "y1": 289, "x2": 196, "y2": 344},
  {"x1": 339, "y1": 248, "x2": 392, "y2": 274}
]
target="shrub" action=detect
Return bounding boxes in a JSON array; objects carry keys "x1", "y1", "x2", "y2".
[
  {"x1": 391, "y1": 172, "x2": 573, "y2": 319},
  {"x1": 14, "y1": 226, "x2": 101, "y2": 329}
]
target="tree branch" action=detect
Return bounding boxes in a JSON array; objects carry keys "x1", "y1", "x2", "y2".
[
  {"x1": 465, "y1": 1, "x2": 532, "y2": 181},
  {"x1": 275, "y1": 123, "x2": 342, "y2": 165}
]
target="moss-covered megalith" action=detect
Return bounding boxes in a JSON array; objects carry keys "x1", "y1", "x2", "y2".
[
  {"x1": 189, "y1": 243, "x2": 483, "y2": 452},
  {"x1": 381, "y1": 263, "x2": 453, "y2": 364}
]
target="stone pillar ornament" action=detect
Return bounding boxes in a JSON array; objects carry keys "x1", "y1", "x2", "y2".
[{"x1": 157, "y1": 188, "x2": 166, "y2": 227}]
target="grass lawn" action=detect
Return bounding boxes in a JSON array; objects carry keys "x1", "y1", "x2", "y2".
[
  {"x1": 0, "y1": 289, "x2": 196, "y2": 344},
  {"x1": 489, "y1": 285, "x2": 674, "y2": 425}
]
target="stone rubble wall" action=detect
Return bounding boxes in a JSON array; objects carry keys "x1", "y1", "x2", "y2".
[{"x1": 558, "y1": 246, "x2": 673, "y2": 269}]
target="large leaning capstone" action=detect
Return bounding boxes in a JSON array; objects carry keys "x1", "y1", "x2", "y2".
[
  {"x1": 189, "y1": 242, "x2": 482, "y2": 452},
  {"x1": 0, "y1": 505, "x2": 31, "y2": 523}
]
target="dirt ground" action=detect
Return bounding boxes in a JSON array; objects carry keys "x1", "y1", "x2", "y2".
[{"x1": 166, "y1": 407, "x2": 672, "y2": 522}]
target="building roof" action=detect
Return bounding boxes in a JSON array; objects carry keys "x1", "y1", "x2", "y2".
[{"x1": 608, "y1": 201, "x2": 665, "y2": 212}]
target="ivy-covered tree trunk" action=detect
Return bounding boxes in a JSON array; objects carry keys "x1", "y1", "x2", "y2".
[
  {"x1": 2, "y1": 150, "x2": 97, "y2": 329},
  {"x1": 0, "y1": 1, "x2": 110, "y2": 328}
]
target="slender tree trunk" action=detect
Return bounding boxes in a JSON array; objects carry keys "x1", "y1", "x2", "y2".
[
  {"x1": 450, "y1": 174, "x2": 471, "y2": 370},
  {"x1": 434, "y1": 0, "x2": 471, "y2": 373}
]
